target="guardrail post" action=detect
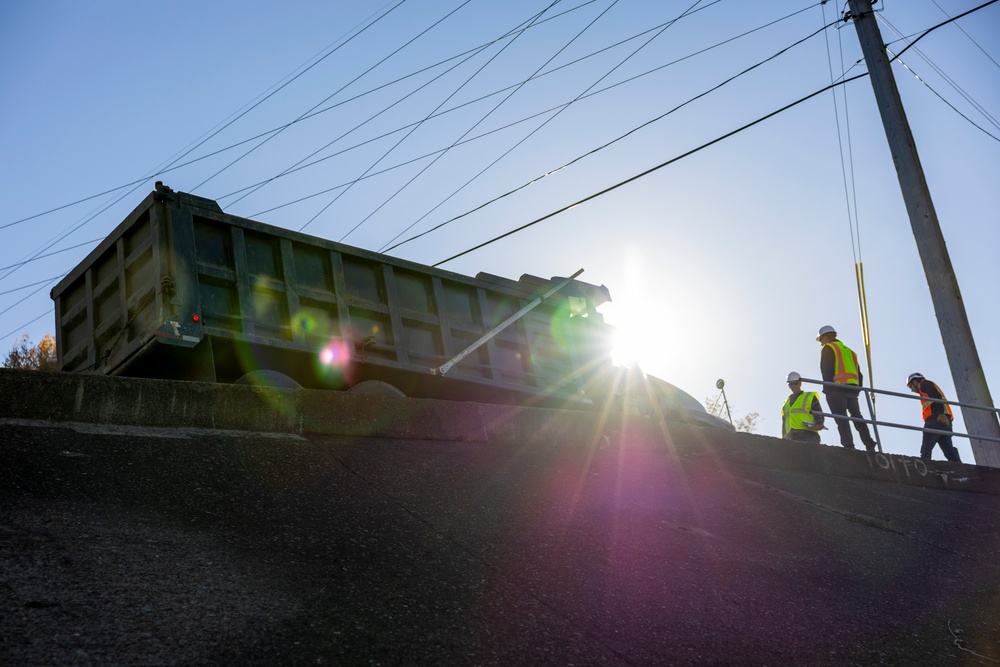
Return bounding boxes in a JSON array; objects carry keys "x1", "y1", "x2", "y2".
[{"x1": 864, "y1": 390, "x2": 882, "y2": 453}]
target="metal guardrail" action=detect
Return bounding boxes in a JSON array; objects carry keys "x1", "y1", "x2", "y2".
[{"x1": 799, "y1": 377, "x2": 1000, "y2": 446}]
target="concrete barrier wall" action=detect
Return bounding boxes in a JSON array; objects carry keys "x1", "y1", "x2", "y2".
[{"x1": 3, "y1": 369, "x2": 999, "y2": 495}]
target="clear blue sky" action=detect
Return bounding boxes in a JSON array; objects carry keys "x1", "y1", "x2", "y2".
[{"x1": 2, "y1": 1, "x2": 998, "y2": 461}]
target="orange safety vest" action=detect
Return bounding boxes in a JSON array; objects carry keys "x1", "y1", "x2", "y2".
[
  {"x1": 823, "y1": 340, "x2": 860, "y2": 386},
  {"x1": 919, "y1": 382, "x2": 954, "y2": 421}
]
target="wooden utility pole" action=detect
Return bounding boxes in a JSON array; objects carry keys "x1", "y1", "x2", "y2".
[{"x1": 847, "y1": 0, "x2": 1000, "y2": 467}]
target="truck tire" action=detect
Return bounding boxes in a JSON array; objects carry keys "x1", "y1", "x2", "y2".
[
  {"x1": 348, "y1": 380, "x2": 406, "y2": 398},
  {"x1": 234, "y1": 370, "x2": 302, "y2": 390}
]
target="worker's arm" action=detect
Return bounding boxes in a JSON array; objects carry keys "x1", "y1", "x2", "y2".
[
  {"x1": 820, "y1": 345, "x2": 835, "y2": 384},
  {"x1": 809, "y1": 394, "x2": 825, "y2": 427}
]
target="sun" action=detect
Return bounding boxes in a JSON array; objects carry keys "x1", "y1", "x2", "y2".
[
  {"x1": 599, "y1": 285, "x2": 721, "y2": 392},
  {"x1": 601, "y1": 300, "x2": 661, "y2": 373},
  {"x1": 608, "y1": 315, "x2": 644, "y2": 369}
]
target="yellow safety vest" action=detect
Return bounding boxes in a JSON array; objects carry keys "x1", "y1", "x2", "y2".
[
  {"x1": 782, "y1": 391, "x2": 820, "y2": 436},
  {"x1": 919, "y1": 382, "x2": 954, "y2": 421},
  {"x1": 824, "y1": 340, "x2": 860, "y2": 386}
]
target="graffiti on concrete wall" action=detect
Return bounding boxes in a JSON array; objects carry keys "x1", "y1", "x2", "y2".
[{"x1": 864, "y1": 452, "x2": 928, "y2": 478}]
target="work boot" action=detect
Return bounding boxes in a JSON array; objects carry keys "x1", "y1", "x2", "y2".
[{"x1": 863, "y1": 439, "x2": 877, "y2": 453}]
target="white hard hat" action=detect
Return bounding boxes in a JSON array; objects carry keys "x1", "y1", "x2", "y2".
[
  {"x1": 816, "y1": 325, "x2": 837, "y2": 341},
  {"x1": 786, "y1": 371, "x2": 801, "y2": 383},
  {"x1": 906, "y1": 372, "x2": 924, "y2": 387}
]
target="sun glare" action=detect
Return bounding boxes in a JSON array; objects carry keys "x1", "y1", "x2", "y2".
[
  {"x1": 610, "y1": 319, "x2": 643, "y2": 369},
  {"x1": 601, "y1": 289, "x2": 714, "y2": 385}
]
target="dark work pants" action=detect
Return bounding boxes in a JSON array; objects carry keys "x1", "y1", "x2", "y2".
[
  {"x1": 826, "y1": 391, "x2": 875, "y2": 450},
  {"x1": 921, "y1": 417, "x2": 962, "y2": 462},
  {"x1": 788, "y1": 429, "x2": 821, "y2": 445}
]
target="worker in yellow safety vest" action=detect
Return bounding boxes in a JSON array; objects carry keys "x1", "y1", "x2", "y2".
[
  {"x1": 817, "y1": 325, "x2": 877, "y2": 452},
  {"x1": 781, "y1": 372, "x2": 825, "y2": 444},
  {"x1": 906, "y1": 373, "x2": 962, "y2": 462}
]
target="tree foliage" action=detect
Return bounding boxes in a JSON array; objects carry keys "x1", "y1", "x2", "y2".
[
  {"x1": 3, "y1": 333, "x2": 57, "y2": 371},
  {"x1": 705, "y1": 393, "x2": 760, "y2": 434}
]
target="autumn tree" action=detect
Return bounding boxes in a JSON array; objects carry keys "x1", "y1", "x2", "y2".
[{"x1": 3, "y1": 333, "x2": 57, "y2": 371}]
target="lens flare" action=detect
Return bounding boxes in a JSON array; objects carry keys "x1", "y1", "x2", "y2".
[
  {"x1": 319, "y1": 340, "x2": 349, "y2": 367},
  {"x1": 293, "y1": 311, "x2": 318, "y2": 335}
]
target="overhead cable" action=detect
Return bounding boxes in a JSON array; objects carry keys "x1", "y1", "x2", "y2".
[
  {"x1": 0, "y1": 238, "x2": 103, "y2": 274},
  {"x1": 202, "y1": 0, "x2": 478, "y2": 200},
  {"x1": 387, "y1": 12, "x2": 840, "y2": 253},
  {"x1": 0, "y1": 277, "x2": 63, "y2": 297},
  {"x1": 877, "y1": 13, "x2": 1000, "y2": 137},
  {"x1": 0, "y1": 3, "x2": 411, "y2": 290},
  {"x1": 300, "y1": 2, "x2": 561, "y2": 235},
  {"x1": 5, "y1": 0, "x2": 786, "y2": 230},
  {"x1": 0, "y1": 278, "x2": 61, "y2": 320},
  {"x1": 930, "y1": 0, "x2": 1000, "y2": 70},
  {"x1": 1, "y1": 311, "x2": 54, "y2": 343},
  {"x1": 823, "y1": 0, "x2": 862, "y2": 264},
  {"x1": 1, "y1": 1, "x2": 409, "y2": 232},
  {"x1": 378, "y1": 0, "x2": 712, "y2": 252},
  {"x1": 341, "y1": 0, "x2": 628, "y2": 243},
  {"x1": 432, "y1": 73, "x2": 870, "y2": 267},
  {"x1": 253, "y1": 2, "x2": 811, "y2": 222},
  {"x1": 889, "y1": 0, "x2": 998, "y2": 62}
]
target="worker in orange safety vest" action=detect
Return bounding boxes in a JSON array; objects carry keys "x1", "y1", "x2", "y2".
[{"x1": 906, "y1": 373, "x2": 962, "y2": 462}]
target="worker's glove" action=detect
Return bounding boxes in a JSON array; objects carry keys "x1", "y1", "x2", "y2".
[{"x1": 936, "y1": 413, "x2": 951, "y2": 425}]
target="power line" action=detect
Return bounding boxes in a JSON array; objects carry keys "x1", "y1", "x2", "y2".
[
  {"x1": 432, "y1": 73, "x2": 870, "y2": 267},
  {"x1": 1, "y1": 2, "x2": 410, "y2": 233},
  {"x1": 387, "y1": 11, "x2": 838, "y2": 254},
  {"x1": 246, "y1": 2, "x2": 819, "y2": 234},
  {"x1": 3, "y1": 2, "x2": 604, "y2": 232},
  {"x1": 1, "y1": 311, "x2": 52, "y2": 342},
  {"x1": 237, "y1": 0, "x2": 712, "y2": 208},
  {"x1": 236, "y1": 8, "x2": 735, "y2": 212},
  {"x1": 227, "y1": 1, "x2": 605, "y2": 212},
  {"x1": 0, "y1": 238, "x2": 102, "y2": 273},
  {"x1": 298, "y1": 0, "x2": 553, "y2": 234},
  {"x1": 182, "y1": 0, "x2": 412, "y2": 193},
  {"x1": 338, "y1": 0, "x2": 616, "y2": 243},
  {"x1": 891, "y1": 0, "x2": 998, "y2": 62},
  {"x1": 931, "y1": 0, "x2": 1000, "y2": 70},
  {"x1": 199, "y1": 0, "x2": 478, "y2": 201},
  {"x1": 0, "y1": 277, "x2": 61, "y2": 320},
  {"x1": 822, "y1": 0, "x2": 863, "y2": 265},
  {"x1": 0, "y1": 4, "x2": 413, "y2": 294},
  {"x1": 877, "y1": 12, "x2": 1000, "y2": 136},
  {"x1": 0, "y1": 277, "x2": 63, "y2": 297},
  {"x1": 379, "y1": 0, "x2": 718, "y2": 253}
]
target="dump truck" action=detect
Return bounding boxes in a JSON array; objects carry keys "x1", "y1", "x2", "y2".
[{"x1": 50, "y1": 184, "x2": 731, "y2": 428}]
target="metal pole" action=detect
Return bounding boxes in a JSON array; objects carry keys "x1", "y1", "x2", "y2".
[
  {"x1": 846, "y1": 0, "x2": 1000, "y2": 466},
  {"x1": 432, "y1": 269, "x2": 585, "y2": 376},
  {"x1": 800, "y1": 377, "x2": 1000, "y2": 415},
  {"x1": 716, "y1": 379, "x2": 733, "y2": 425},
  {"x1": 811, "y1": 411, "x2": 1000, "y2": 446},
  {"x1": 862, "y1": 390, "x2": 882, "y2": 453}
]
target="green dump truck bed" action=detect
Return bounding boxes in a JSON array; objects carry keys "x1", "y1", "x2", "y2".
[{"x1": 50, "y1": 185, "x2": 614, "y2": 408}]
